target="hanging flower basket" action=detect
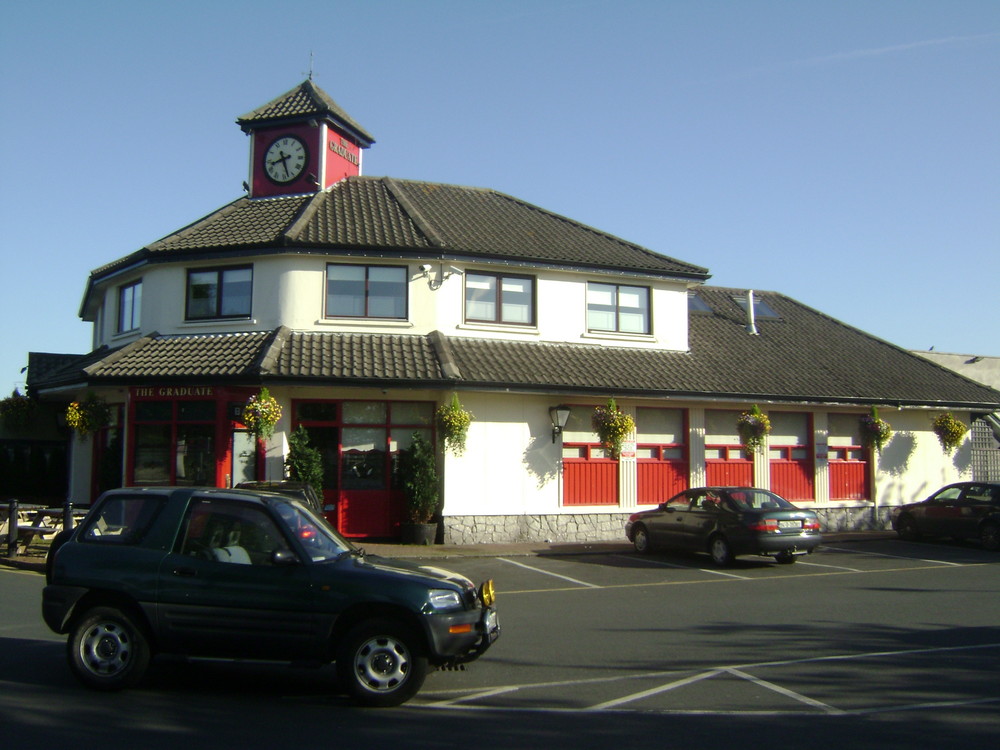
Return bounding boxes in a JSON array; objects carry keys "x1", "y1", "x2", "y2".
[
  {"x1": 932, "y1": 412, "x2": 968, "y2": 453},
  {"x1": 860, "y1": 407, "x2": 892, "y2": 454},
  {"x1": 737, "y1": 405, "x2": 771, "y2": 456},
  {"x1": 65, "y1": 393, "x2": 111, "y2": 439},
  {"x1": 243, "y1": 387, "x2": 282, "y2": 441},
  {"x1": 0, "y1": 389, "x2": 35, "y2": 432},
  {"x1": 591, "y1": 398, "x2": 635, "y2": 460},
  {"x1": 437, "y1": 393, "x2": 473, "y2": 456}
]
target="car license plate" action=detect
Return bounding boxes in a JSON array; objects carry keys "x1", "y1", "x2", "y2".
[
  {"x1": 778, "y1": 520, "x2": 802, "y2": 529},
  {"x1": 485, "y1": 609, "x2": 500, "y2": 642}
]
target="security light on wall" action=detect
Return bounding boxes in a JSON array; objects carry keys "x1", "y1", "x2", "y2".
[{"x1": 549, "y1": 405, "x2": 572, "y2": 443}]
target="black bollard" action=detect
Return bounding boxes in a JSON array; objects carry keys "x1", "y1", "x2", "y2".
[
  {"x1": 6, "y1": 499, "x2": 17, "y2": 558},
  {"x1": 63, "y1": 498, "x2": 74, "y2": 531}
]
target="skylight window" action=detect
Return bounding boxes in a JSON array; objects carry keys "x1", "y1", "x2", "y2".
[
  {"x1": 688, "y1": 292, "x2": 712, "y2": 313},
  {"x1": 733, "y1": 294, "x2": 780, "y2": 319}
]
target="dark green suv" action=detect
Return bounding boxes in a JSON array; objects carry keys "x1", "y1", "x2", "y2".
[{"x1": 43, "y1": 487, "x2": 499, "y2": 706}]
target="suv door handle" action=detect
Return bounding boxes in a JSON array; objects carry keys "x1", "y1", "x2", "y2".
[{"x1": 173, "y1": 567, "x2": 198, "y2": 577}]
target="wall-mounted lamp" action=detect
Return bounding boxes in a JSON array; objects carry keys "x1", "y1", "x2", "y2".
[{"x1": 549, "y1": 405, "x2": 571, "y2": 443}]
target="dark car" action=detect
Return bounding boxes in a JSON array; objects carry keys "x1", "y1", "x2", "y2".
[
  {"x1": 892, "y1": 482, "x2": 1000, "y2": 551},
  {"x1": 43, "y1": 487, "x2": 499, "y2": 707},
  {"x1": 235, "y1": 480, "x2": 324, "y2": 514},
  {"x1": 625, "y1": 487, "x2": 822, "y2": 566}
]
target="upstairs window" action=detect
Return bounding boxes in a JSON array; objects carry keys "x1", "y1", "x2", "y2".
[
  {"x1": 587, "y1": 282, "x2": 650, "y2": 334},
  {"x1": 186, "y1": 266, "x2": 252, "y2": 320},
  {"x1": 465, "y1": 272, "x2": 535, "y2": 325},
  {"x1": 117, "y1": 280, "x2": 142, "y2": 333},
  {"x1": 326, "y1": 264, "x2": 407, "y2": 319}
]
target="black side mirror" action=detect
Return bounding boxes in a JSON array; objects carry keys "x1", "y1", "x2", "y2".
[{"x1": 272, "y1": 548, "x2": 299, "y2": 566}]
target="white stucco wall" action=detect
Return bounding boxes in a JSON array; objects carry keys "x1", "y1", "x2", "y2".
[{"x1": 89, "y1": 256, "x2": 693, "y2": 352}]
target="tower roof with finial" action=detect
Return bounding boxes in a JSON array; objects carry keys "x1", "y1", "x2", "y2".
[{"x1": 237, "y1": 79, "x2": 375, "y2": 146}]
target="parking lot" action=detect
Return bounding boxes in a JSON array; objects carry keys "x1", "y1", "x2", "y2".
[
  {"x1": 2, "y1": 536, "x2": 997, "y2": 748},
  {"x1": 400, "y1": 539, "x2": 1000, "y2": 719}
]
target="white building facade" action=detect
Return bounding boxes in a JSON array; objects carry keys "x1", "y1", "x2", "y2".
[{"x1": 29, "y1": 81, "x2": 1000, "y2": 543}]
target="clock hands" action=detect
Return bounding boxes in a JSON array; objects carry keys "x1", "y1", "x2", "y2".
[{"x1": 268, "y1": 150, "x2": 292, "y2": 178}]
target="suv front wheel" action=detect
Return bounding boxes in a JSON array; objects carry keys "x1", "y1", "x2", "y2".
[
  {"x1": 336, "y1": 618, "x2": 428, "y2": 707},
  {"x1": 68, "y1": 606, "x2": 151, "y2": 690}
]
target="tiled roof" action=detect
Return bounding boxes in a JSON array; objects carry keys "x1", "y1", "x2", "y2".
[
  {"x1": 236, "y1": 79, "x2": 375, "y2": 145},
  {"x1": 32, "y1": 290, "x2": 1000, "y2": 409},
  {"x1": 273, "y1": 332, "x2": 444, "y2": 381},
  {"x1": 85, "y1": 331, "x2": 274, "y2": 380},
  {"x1": 89, "y1": 177, "x2": 709, "y2": 284},
  {"x1": 442, "y1": 287, "x2": 1000, "y2": 407}
]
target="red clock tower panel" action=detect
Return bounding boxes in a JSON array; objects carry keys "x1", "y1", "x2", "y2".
[{"x1": 237, "y1": 80, "x2": 374, "y2": 199}]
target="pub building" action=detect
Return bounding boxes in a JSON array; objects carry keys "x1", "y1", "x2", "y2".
[{"x1": 26, "y1": 80, "x2": 1000, "y2": 542}]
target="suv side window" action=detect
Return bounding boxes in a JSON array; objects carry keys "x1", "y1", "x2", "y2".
[
  {"x1": 80, "y1": 494, "x2": 164, "y2": 544},
  {"x1": 178, "y1": 500, "x2": 289, "y2": 566}
]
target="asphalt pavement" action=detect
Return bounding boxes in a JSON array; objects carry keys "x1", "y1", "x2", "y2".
[{"x1": 2, "y1": 530, "x2": 897, "y2": 572}]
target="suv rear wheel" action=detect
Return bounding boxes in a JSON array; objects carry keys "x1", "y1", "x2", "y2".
[
  {"x1": 336, "y1": 618, "x2": 428, "y2": 707},
  {"x1": 68, "y1": 606, "x2": 151, "y2": 690}
]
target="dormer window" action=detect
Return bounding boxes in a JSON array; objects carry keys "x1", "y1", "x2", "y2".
[
  {"x1": 326, "y1": 264, "x2": 406, "y2": 319},
  {"x1": 465, "y1": 272, "x2": 535, "y2": 326},
  {"x1": 117, "y1": 280, "x2": 142, "y2": 333},
  {"x1": 186, "y1": 266, "x2": 252, "y2": 320},
  {"x1": 587, "y1": 282, "x2": 650, "y2": 334}
]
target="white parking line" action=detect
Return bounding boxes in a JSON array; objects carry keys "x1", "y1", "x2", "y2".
[
  {"x1": 796, "y1": 560, "x2": 862, "y2": 572},
  {"x1": 823, "y1": 546, "x2": 964, "y2": 566},
  {"x1": 724, "y1": 667, "x2": 845, "y2": 714},
  {"x1": 590, "y1": 670, "x2": 722, "y2": 710},
  {"x1": 419, "y1": 642, "x2": 1000, "y2": 715},
  {"x1": 497, "y1": 557, "x2": 602, "y2": 588}
]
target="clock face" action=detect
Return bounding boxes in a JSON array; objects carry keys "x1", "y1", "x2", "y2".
[{"x1": 263, "y1": 135, "x2": 308, "y2": 184}]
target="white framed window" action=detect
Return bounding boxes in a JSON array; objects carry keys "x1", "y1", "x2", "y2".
[{"x1": 587, "y1": 282, "x2": 650, "y2": 334}]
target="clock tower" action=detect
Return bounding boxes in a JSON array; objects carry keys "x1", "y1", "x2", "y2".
[{"x1": 237, "y1": 80, "x2": 375, "y2": 199}]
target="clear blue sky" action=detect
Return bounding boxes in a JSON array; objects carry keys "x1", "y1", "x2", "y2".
[{"x1": 1, "y1": 0, "x2": 998, "y2": 395}]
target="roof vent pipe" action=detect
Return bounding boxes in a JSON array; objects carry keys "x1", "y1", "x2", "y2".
[{"x1": 746, "y1": 289, "x2": 759, "y2": 335}]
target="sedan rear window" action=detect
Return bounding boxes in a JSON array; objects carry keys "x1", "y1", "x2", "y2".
[{"x1": 726, "y1": 489, "x2": 795, "y2": 511}]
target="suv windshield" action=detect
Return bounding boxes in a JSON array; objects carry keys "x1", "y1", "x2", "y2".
[{"x1": 270, "y1": 498, "x2": 355, "y2": 562}]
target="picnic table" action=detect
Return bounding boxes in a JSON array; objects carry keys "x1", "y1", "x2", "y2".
[{"x1": 2, "y1": 500, "x2": 88, "y2": 557}]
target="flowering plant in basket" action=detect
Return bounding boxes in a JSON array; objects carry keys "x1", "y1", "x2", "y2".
[
  {"x1": 860, "y1": 407, "x2": 892, "y2": 454},
  {"x1": 437, "y1": 393, "x2": 473, "y2": 456},
  {"x1": 737, "y1": 405, "x2": 771, "y2": 456},
  {"x1": 65, "y1": 393, "x2": 112, "y2": 439},
  {"x1": 243, "y1": 387, "x2": 282, "y2": 441},
  {"x1": 591, "y1": 398, "x2": 635, "y2": 460},
  {"x1": 932, "y1": 412, "x2": 968, "y2": 454}
]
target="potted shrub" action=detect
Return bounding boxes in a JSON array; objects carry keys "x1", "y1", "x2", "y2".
[
  {"x1": 591, "y1": 398, "x2": 635, "y2": 460},
  {"x1": 285, "y1": 425, "x2": 324, "y2": 493},
  {"x1": 398, "y1": 432, "x2": 439, "y2": 544},
  {"x1": 932, "y1": 412, "x2": 968, "y2": 453},
  {"x1": 860, "y1": 407, "x2": 893, "y2": 454},
  {"x1": 737, "y1": 404, "x2": 771, "y2": 456}
]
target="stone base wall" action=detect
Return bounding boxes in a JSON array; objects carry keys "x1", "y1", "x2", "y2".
[{"x1": 442, "y1": 505, "x2": 895, "y2": 545}]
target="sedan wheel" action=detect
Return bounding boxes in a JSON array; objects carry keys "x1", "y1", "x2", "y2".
[
  {"x1": 981, "y1": 523, "x2": 1000, "y2": 552},
  {"x1": 709, "y1": 535, "x2": 733, "y2": 566},
  {"x1": 775, "y1": 550, "x2": 797, "y2": 564},
  {"x1": 897, "y1": 516, "x2": 920, "y2": 541},
  {"x1": 632, "y1": 525, "x2": 651, "y2": 554}
]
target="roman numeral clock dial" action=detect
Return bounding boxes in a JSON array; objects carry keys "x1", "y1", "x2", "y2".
[{"x1": 263, "y1": 135, "x2": 308, "y2": 184}]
